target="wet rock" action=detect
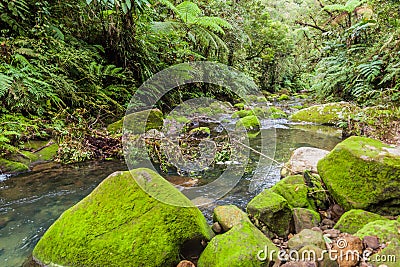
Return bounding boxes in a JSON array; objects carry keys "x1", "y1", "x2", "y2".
[
  {"x1": 281, "y1": 147, "x2": 329, "y2": 177},
  {"x1": 0, "y1": 216, "x2": 10, "y2": 229},
  {"x1": 334, "y1": 209, "x2": 389, "y2": 234},
  {"x1": 197, "y1": 222, "x2": 279, "y2": 267},
  {"x1": 293, "y1": 208, "x2": 321, "y2": 233},
  {"x1": 332, "y1": 234, "x2": 363, "y2": 267},
  {"x1": 355, "y1": 220, "x2": 400, "y2": 243},
  {"x1": 213, "y1": 205, "x2": 251, "y2": 232},
  {"x1": 317, "y1": 136, "x2": 400, "y2": 215},
  {"x1": 247, "y1": 190, "x2": 293, "y2": 237},
  {"x1": 177, "y1": 260, "x2": 195, "y2": 267},
  {"x1": 362, "y1": 236, "x2": 380, "y2": 250},
  {"x1": 287, "y1": 229, "x2": 326, "y2": 250},
  {"x1": 33, "y1": 168, "x2": 213, "y2": 267},
  {"x1": 236, "y1": 115, "x2": 260, "y2": 131}
]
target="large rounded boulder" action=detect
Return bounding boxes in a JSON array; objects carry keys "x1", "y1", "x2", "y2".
[
  {"x1": 33, "y1": 168, "x2": 213, "y2": 266},
  {"x1": 317, "y1": 136, "x2": 400, "y2": 215}
]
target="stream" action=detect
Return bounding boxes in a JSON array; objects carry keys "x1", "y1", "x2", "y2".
[{"x1": 0, "y1": 121, "x2": 342, "y2": 266}]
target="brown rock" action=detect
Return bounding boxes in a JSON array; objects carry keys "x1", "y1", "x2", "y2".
[
  {"x1": 311, "y1": 227, "x2": 322, "y2": 233},
  {"x1": 322, "y1": 218, "x2": 335, "y2": 228},
  {"x1": 177, "y1": 260, "x2": 195, "y2": 267},
  {"x1": 332, "y1": 235, "x2": 363, "y2": 267},
  {"x1": 363, "y1": 235, "x2": 380, "y2": 250},
  {"x1": 211, "y1": 222, "x2": 222, "y2": 234},
  {"x1": 323, "y1": 229, "x2": 340, "y2": 238},
  {"x1": 293, "y1": 208, "x2": 321, "y2": 233}
]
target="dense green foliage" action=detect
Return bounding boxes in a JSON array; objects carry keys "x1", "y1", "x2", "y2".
[{"x1": 0, "y1": 0, "x2": 399, "y2": 159}]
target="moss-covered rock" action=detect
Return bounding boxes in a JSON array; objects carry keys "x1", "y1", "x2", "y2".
[
  {"x1": 270, "y1": 175, "x2": 315, "y2": 210},
  {"x1": 107, "y1": 108, "x2": 164, "y2": 134},
  {"x1": 33, "y1": 168, "x2": 213, "y2": 267},
  {"x1": 234, "y1": 103, "x2": 245, "y2": 110},
  {"x1": 268, "y1": 107, "x2": 287, "y2": 119},
  {"x1": 288, "y1": 229, "x2": 326, "y2": 250},
  {"x1": 317, "y1": 136, "x2": 400, "y2": 215},
  {"x1": 0, "y1": 158, "x2": 29, "y2": 173},
  {"x1": 232, "y1": 109, "x2": 254, "y2": 119},
  {"x1": 334, "y1": 209, "x2": 389, "y2": 234},
  {"x1": 247, "y1": 190, "x2": 293, "y2": 237},
  {"x1": 236, "y1": 115, "x2": 261, "y2": 131},
  {"x1": 197, "y1": 222, "x2": 278, "y2": 267},
  {"x1": 213, "y1": 205, "x2": 251, "y2": 232},
  {"x1": 370, "y1": 238, "x2": 399, "y2": 267},
  {"x1": 189, "y1": 127, "x2": 211, "y2": 136},
  {"x1": 355, "y1": 220, "x2": 400, "y2": 243},
  {"x1": 278, "y1": 94, "x2": 290, "y2": 101},
  {"x1": 290, "y1": 102, "x2": 357, "y2": 125}
]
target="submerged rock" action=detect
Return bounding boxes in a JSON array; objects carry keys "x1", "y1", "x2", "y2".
[
  {"x1": 107, "y1": 108, "x2": 163, "y2": 134},
  {"x1": 33, "y1": 168, "x2": 213, "y2": 267},
  {"x1": 290, "y1": 102, "x2": 357, "y2": 125},
  {"x1": 213, "y1": 205, "x2": 251, "y2": 232},
  {"x1": 247, "y1": 190, "x2": 293, "y2": 237},
  {"x1": 197, "y1": 222, "x2": 279, "y2": 267},
  {"x1": 317, "y1": 136, "x2": 400, "y2": 215},
  {"x1": 334, "y1": 209, "x2": 389, "y2": 234}
]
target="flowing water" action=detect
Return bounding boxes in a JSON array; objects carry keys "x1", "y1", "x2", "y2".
[{"x1": 0, "y1": 122, "x2": 342, "y2": 266}]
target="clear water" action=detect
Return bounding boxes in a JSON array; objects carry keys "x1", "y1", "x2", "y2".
[{"x1": 0, "y1": 123, "x2": 341, "y2": 267}]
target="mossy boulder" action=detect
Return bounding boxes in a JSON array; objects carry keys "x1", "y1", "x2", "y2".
[
  {"x1": 213, "y1": 205, "x2": 251, "y2": 232},
  {"x1": 107, "y1": 108, "x2": 163, "y2": 134},
  {"x1": 370, "y1": 238, "x2": 399, "y2": 267},
  {"x1": 189, "y1": 127, "x2": 211, "y2": 137},
  {"x1": 355, "y1": 220, "x2": 400, "y2": 243},
  {"x1": 236, "y1": 115, "x2": 261, "y2": 131},
  {"x1": 270, "y1": 175, "x2": 315, "y2": 210},
  {"x1": 317, "y1": 136, "x2": 400, "y2": 215},
  {"x1": 232, "y1": 109, "x2": 253, "y2": 119},
  {"x1": 197, "y1": 222, "x2": 279, "y2": 267},
  {"x1": 247, "y1": 190, "x2": 293, "y2": 237},
  {"x1": 334, "y1": 209, "x2": 389, "y2": 234},
  {"x1": 290, "y1": 102, "x2": 357, "y2": 125},
  {"x1": 268, "y1": 107, "x2": 287, "y2": 119},
  {"x1": 33, "y1": 168, "x2": 213, "y2": 267},
  {"x1": 0, "y1": 158, "x2": 29, "y2": 173},
  {"x1": 278, "y1": 94, "x2": 290, "y2": 101}
]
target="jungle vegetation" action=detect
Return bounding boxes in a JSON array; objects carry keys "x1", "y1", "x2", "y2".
[{"x1": 0, "y1": 0, "x2": 399, "y2": 158}]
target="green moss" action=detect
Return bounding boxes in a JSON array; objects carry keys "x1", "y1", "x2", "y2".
[
  {"x1": 107, "y1": 109, "x2": 164, "y2": 134},
  {"x1": 232, "y1": 109, "x2": 253, "y2": 118},
  {"x1": 355, "y1": 220, "x2": 400, "y2": 243},
  {"x1": 234, "y1": 103, "x2": 245, "y2": 110},
  {"x1": 166, "y1": 115, "x2": 190, "y2": 124},
  {"x1": 9, "y1": 150, "x2": 38, "y2": 165},
  {"x1": 0, "y1": 158, "x2": 29, "y2": 173},
  {"x1": 236, "y1": 115, "x2": 260, "y2": 131},
  {"x1": 370, "y1": 239, "x2": 399, "y2": 267},
  {"x1": 270, "y1": 175, "x2": 315, "y2": 210},
  {"x1": 290, "y1": 102, "x2": 358, "y2": 125},
  {"x1": 247, "y1": 190, "x2": 293, "y2": 237},
  {"x1": 189, "y1": 127, "x2": 211, "y2": 135},
  {"x1": 334, "y1": 209, "x2": 389, "y2": 234},
  {"x1": 33, "y1": 168, "x2": 213, "y2": 267},
  {"x1": 268, "y1": 107, "x2": 287, "y2": 119},
  {"x1": 197, "y1": 222, "x2": 278, "y2": 267},
  {"x1": 278, "y1": 94, "x2": 290, "y2": 101},
  {"x1": 317, "y1": 136, "x2": 400, "y2": 215},
  {"x1": 36, "y1": 143, "x2": 59, "y2": 161}
]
